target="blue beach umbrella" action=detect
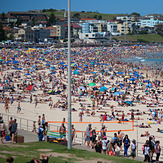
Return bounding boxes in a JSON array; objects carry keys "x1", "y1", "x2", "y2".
[
  {"x1": 117, "y1": 72, "x2": 123, "y2": 75},
  {"x1": 100, "y1": 86, "x2": 107, "y2": 92},
  {"x1": 73, "y1": 70, "x2": 80, "y2": 75},
  {"x1": 25, "y1": 73, "x2": 31, "y2": 76}
]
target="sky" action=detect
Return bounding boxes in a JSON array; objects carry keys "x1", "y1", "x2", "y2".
[{"x1": 0, "y1": 0, "x2": 163, "y2": 16}]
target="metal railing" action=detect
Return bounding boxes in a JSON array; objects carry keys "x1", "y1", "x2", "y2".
[{"x1": 0, "y1": 113, "x2": 162, "y2": 161}]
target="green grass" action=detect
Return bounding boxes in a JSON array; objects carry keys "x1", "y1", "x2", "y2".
[
  {"x1": 112, "y1": 34, "x2": 163, "y2": 42},
  {"x1": 45, "y1": 11, "x2": 124, "y2": 20},
  {"x1": 0, "y1": 142, "x2": 142, "y2": 163}
]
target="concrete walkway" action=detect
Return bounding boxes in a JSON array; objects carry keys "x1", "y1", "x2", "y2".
[{"x1": 17, "y1": 129, "x2": 38, "y2": 143}]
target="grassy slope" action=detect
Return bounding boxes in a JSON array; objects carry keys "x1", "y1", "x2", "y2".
[
  {"x1": 45, "y1": 11, "x2": 123, "y2": 20},
  {"x1": 0, "y1": 142, "x2": 142, "y2": 163},
  {"x1": 113, "y1": 34, "x2": 163, "y2": 42}
]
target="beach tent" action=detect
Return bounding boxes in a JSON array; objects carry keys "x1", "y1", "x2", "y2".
[
  {"x1": 124, "y1": 101, "x2": 133, "y2": 106},
  {"x1": 92, "y1": 72, "x2": 96, "y2": 74},
  {"x1": 27, "y1": 85, "x2": 33, "y2": 91},
  {"x1": 89, "y1": 83, "x2": 96, "y2": 86}
]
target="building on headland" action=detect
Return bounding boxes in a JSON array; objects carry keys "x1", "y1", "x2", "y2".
[
  {"x1": 140, "y1": 16, "x2": 163, "y2": 28},
  {"x1": 45, "y1": 25, "x2": 65, "y2": 40}
]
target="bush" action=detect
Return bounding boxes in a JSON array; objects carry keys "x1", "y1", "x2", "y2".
[
  {"x1": 137, "y1": 39, "x2": 149, "y2": 43},
  {"x1": 139, "y1": 31, "x2": 148, "y2": 34}
]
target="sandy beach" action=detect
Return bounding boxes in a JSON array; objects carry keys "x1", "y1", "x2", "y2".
[{"x1": 0, "y1": 45, "x2": 163, "y2": 155}]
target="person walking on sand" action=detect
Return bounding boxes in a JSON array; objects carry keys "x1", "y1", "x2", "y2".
[
  {"x1": 4, "y1": 100, "x2": 9, "y2": 113},
  {"x1": 38, "y1": 116, "x2": 41, "y2": 126},
  {"x1": 34, "y1": 95, "x2": 38, "y2": 107},
  {"x1": 42, "y1": 114, "x2": 45, "y2": 126},
  {"x1": 17, "y1": 102, "x2": 21, "y2": 113}
]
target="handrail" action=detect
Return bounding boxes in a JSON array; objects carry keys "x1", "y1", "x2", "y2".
[{"x1": 0, "y1": 113, "x2": 162, "y2": 160}]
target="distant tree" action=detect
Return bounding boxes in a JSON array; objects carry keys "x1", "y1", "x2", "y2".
[
  {"x1": 139, "y1": 30, "x2": 148, "y2": 34},
  {"x1": 15, "y1": 20, "x2": 23, "y2": 27},
  {"x1": 131, "y1": 12, "x2": 141, "y2": 17},
  {"x1": 9, "y1": 22, "x2": 14, "y2": 28},
  {"x1": 72, "y1": 13, "x2": 80, "y2": 19},
  {"x1": 137, "y1": 39, "x2": 149, "y2": 43},
  {"x1": 1, "y1": 12, "x2": 5, "y2": 21},
  {"x1": 47, "y1": 13, "x2": 56, "y2": 26},
  {"x1": 81, "y1": 11, "x2": 85, "y2": 13},
  {"x1": 31, "y1": 17, "x2": 38, "y2": 26},
  {"x1": 9, "y1": 33, "x2": 14, "y2": 41},
  {"x1": 97, "y1": 15, "x2": 102, "y2": 20},
  {"x1": 156, "y1": 24, "x2": 163, "y2": 37},
  {"x1": 42, "y1": 9, "x2": 46, "y2": 12},
  {"x1": 0, "y1": 24, "x2": 6, "y2": 41},
  {"x1": 94, "y1": 15, "x2": 97, "y2": 19}
]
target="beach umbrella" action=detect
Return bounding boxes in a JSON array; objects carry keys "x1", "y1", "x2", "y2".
[
  {"x1": 25, "y1": 73, "x2": 31, "y2": 76},
  {"x1": 50, "y1": 72, "x2": 55, "y2": 74},
  {"x1": 113, "y1": 92, "x2": 120, "y2": 96},
  {"x1": 111, "y1": 87, "x2": 116, "y2": 91},
  {"x1": 146, "y1": 83, "x2": 152, "y2": 88},
  {"x1": 89, "y1": 83, "x2": 96, "y2": 86},
  {"x1": 91, "y1": 72, "x2": 96, "y2": 74},
  {"x1": 16, "y1": 68, "x2": 23, "y2": 70},
  {"x1": 12, "y1": 60, "x2": 19, "y2": 64},
  {"x1": 59, "y1": 62, "x2": 65, "y2": 65},
  {"x1": 117, "y1": 72, "x2": 123, "y2": 75},
  {"x1": 71, "y1": 63, "x2": 77, "y2": 66},
  {"x1": 125, "y1": 76, "x2": 130, "y2": 79},
  {"x1": 49, "y1": 90, "x2": 52, "y2": 93},
  {"x1": 80, "y1": 86, "x2": 85, "y2": 90},
  {"x1": 73, "y1": 70, "x2": 80, "y2": 75},
  {"x1": 29, "y1": 69, "x2": 34, "y2": 72},
  {"x1": 100, "y1": 86, "x2": 107, "y2": 92},
  {"x1": 134, "y1": 74, "x2": 139, "y2": 77},
  {"x1": 129, "y1": 78, "x2": 137, "y2": 81},
  {"x1": 83, "y1": 64, "x2": 88, "y2": 67},
  {"x1": 120, "y1": 83, "x2": 124, "y2": 87}
]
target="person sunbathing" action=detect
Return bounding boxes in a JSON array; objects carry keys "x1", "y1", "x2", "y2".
[
  {"x1": 140, "y1": 131, "x2": 150, "y2": 137},
  {"x1": 157, "y1": 128, "x2": 163, "y2": 132}
]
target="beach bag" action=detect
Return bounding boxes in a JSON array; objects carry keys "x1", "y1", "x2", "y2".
[
  {"x1": 6, "y1": 135, "x2": 10, "y2": 141},
  {"x1": 142, "y1": 145, "x2": 145, "y2": 154}
]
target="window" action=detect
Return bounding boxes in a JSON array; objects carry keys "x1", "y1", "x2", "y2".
[
  {"x1": 85, "y1": 34, "x2": 88, "y2": 37},
  {"x1": 51, "y1": 29, "x2": 54, "y2": 32}
]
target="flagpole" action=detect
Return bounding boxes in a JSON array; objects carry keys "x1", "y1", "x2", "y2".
[{"x1": 67, "y1": 0, "x2": 72, "y2": 149}]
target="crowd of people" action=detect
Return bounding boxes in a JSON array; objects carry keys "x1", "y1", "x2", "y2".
[
  {"x1": 84, "y1": 123, "x2": 162, "y2": 162},
  {"x1": 0, "y1": 45, "x2": 162, "y2": 162}
]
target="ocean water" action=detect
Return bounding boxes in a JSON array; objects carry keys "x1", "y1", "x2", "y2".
[{"x1": 122, "y1": 52, "x2": 163, "y2": 68}]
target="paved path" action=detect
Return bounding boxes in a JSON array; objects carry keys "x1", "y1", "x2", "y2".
[{"x1": 17, "y1": 129, "x2": 38, "y2": 143}]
